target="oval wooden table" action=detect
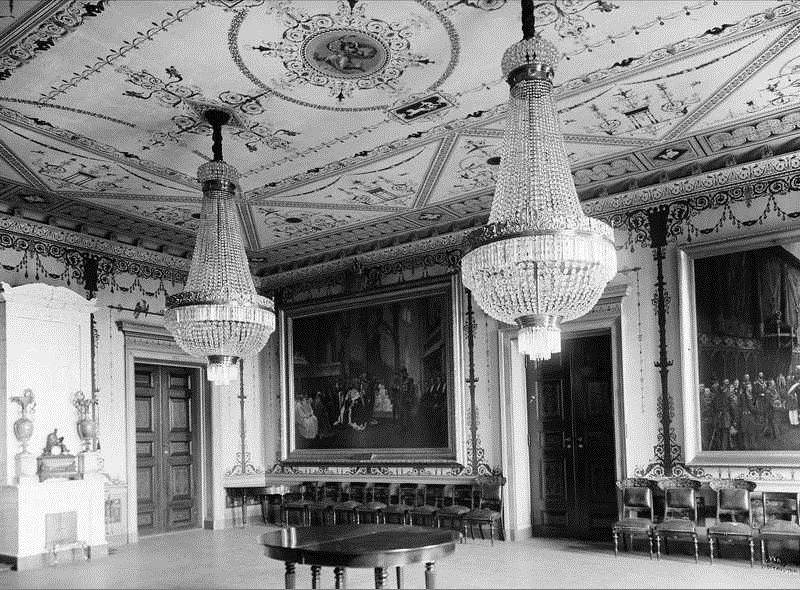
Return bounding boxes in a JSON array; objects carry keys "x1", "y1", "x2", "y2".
[{"x1": 258, "y1": 525, "x2": 460, "y2": 589}]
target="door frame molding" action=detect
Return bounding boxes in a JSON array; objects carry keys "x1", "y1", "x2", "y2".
[
  {"x1": 499, "y1": 282, "x2": 628, "y2": 539},
  {"x1": 118, "y1": 321, "x2": 209, "y2": 543}
]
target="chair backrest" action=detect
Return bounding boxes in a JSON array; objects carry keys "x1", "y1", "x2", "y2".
[
  {"x1": 657, "y1": 477, "x2": 701, "y2": 522},
  {"x1": 476, "y1": 475, "x2": 506, "y2": 512},
  {"x1": 370, "y1": 482, "x2": 392, "y2": 504},
  {"x1": 348, "y1": 482, "x2": 368, "y2": 503},
  {"x1": 396, "y1": 483, "x2": 419, "y2": 506},
  {"x1": 421, "y1": 484, "x2": 446, "y2": 508},
  {"x1": 448, "y1": 483, "x2": 476, "y2": 509},
  {"x1": 616, "y1": 478, "x2": 654, "y2": 521},
  {"x1": 709, "y1": 479, "x2": 756, "y2": 526},
  {"x1": 761, "y1": 491, "x2": 800, "y2": 526},
  {"x1": 321, "y1": 481, "x2": 342, "y2": 502}
]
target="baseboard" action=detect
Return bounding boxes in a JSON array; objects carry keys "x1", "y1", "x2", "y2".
[
  {"x1": 2, "y1": 542, "x2": 108, "y2": 571},
  {"x1": 507, "y1": 525, "x2": 533, "y2": 541}
]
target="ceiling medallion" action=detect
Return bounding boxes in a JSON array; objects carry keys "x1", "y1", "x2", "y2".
[{"x1": 230, "y1": 0, "x2": 459, "y2": 112}]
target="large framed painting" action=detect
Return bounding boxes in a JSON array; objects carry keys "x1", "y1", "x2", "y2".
[
  {"x1": 278, "y1": 276, "x2": 466, "y2": 465},
  {"x1": 679, "y1": 229, "x2": 800, "y2": 465}
]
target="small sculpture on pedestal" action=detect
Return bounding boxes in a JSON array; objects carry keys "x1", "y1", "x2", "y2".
[
  {"x1": 38, "y1": 428, "x2": 78, "y2": 481},
  {"x1": 9, "y1": 388, "x2": 37, "y2": 482}
]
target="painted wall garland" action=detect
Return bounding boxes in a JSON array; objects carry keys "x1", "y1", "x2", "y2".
[{"x1": 619, "y1": 179, "x2": 800, "y2": 481}]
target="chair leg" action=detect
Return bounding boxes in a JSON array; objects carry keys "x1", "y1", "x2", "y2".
[
  {"x1": 612, "y1": 529, "x2": 619, "y2": 558},
  {"x1": 655, "y1": 534, "x2": 662, "y2": 561},
  {"x1": 489, "y1": 521, "x2": 494, "y2": 546},
  {"x1": 647, "y1": 532, "x2": 653, "y2": 560},
  {"x1": 760, "y1": 538, "x2": 766, "y2": 567},
  {"x1": 748, "y1": 538, "x2": 755, "y2": 568},
  {"x1": 708, "y1": 536, "x2": 714, "y2": 565},
  {"x1": 693, "y1": 534, "x2": 699, "y2": 564}
]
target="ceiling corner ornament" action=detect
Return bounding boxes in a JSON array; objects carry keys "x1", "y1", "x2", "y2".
[
  {"x1": 460, "y1": 0, "x2": 617, "y2": 362},
  {"x1": 229, "y1": 0, "x2": 459, "y2": 112},
  {"x1": 165, "y1": 110, "x2": 275, "y2": 385}
]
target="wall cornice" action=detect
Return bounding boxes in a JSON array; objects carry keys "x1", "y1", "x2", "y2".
[
  {"x1": 583, "y1": 152, "x2": 800, "y2": 218},
  {"x1": 0, "y1": 214, "x2": 189, "y2": 275}
]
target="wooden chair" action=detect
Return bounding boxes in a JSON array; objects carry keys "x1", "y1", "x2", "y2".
[
  {"x1": 383, "y1": 483, "x2": 418, "y2": 525},
  {"x1": 308, "y1": 481, "x2": 338, "y2": 526},
  {"x1": 436, "y1": 484, "x2": 474, "y2": 540},
  {"x1": 281, "y1": 482, "x2": 315, "y2": 527},
  {"x1": 463, "y1": 475, "x2": 506, "y2": 545},
  {"x1": 333, "y1": 482, "x2": 363, "y2": 524},
  {"x1": 611, "y1": 478, "x2": 656, "y2": 559},
  {"x1": 356, "y1": 482, "x2": 390, "y2": 524},
  {"x1": 409, "y1": 484, "x2": 446, "y2": 527},
  {"x1": 707, "y1": 479, "x2": 758, "y2": 567},
  {"x1": 759, "y1": 491, "x2": 800, "y2": 567},
  {"x1": 653, "y1": 477, "x2": 702, "y2": 563}
]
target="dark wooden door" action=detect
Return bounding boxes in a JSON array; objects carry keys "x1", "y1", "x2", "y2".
[
  {"x1": 527, "y1": 332, "x2": 617, "y2": 540},
  {"x1": 136, "y1": 364, "x2": 200, "y2": 535}
]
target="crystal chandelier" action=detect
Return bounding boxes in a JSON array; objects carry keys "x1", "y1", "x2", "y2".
[
  {"x1": 460, "y1": 0, "x2": 617, "y2": 361},
  {"x1": 165, "y1": 110, "x2": 275, "y2": 385}
]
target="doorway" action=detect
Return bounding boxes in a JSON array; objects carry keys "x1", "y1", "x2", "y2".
[
  {"x1": 527, "y1": 332, "x2": 618, "y2": 540},
  {"x1": 135, "y1": 363, "x2": 201, "y2": 535}
]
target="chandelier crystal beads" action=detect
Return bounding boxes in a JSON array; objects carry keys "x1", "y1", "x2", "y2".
[
  {"x1": 165, "y1": 111, "x2": 275, "y2": 385},
  {"x1": 460, "y1": 25, "x2": 617, "y2": 361}
]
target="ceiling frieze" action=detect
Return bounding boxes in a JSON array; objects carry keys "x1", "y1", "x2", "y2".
[
  {"x1": 0, "y1": 213, "x2": 190, "y2": 273},
  {"x1": 583, "y1": 151, "x2": 800, "y2": 217}
]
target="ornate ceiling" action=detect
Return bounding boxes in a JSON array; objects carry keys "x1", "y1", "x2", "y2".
[{"x1": 1, "y1": 0, "x2": 799, "y2": 277}]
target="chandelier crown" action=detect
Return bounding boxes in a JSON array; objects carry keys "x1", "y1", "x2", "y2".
[{"x1": 501, "y1": 34, "x2": 559, "y2": 79}]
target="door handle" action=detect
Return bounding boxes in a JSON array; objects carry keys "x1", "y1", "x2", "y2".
[
  {"x1": 163, "y1": 449, "x2": 170, "y2": 455},
  {"x1": 576, "y1": 436, "x2": 584, "y2": 449},
  {"x1": 563, "y1": 435, "x2": 572, "y2": 450}
]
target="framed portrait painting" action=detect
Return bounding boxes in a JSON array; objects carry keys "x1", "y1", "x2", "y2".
[
  {"x1": 679, "y1": 229, "x2": 800, "y2": 465},
  {"x1": 278, "y1": 276, "x2": 466, "y2": 465}
]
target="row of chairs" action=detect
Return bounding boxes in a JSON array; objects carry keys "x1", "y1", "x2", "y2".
[
  {"x1": 280, "y1": 478, "x2": 506, "y2": 544},
  {"x1": 613, "y1": 477, "x2": 800, "y2": 567}
]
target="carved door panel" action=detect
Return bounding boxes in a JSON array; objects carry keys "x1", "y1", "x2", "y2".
[
  {"x1": 135, "y1": 364, "x2": 199, "y2": 535},
  {"x1": 528, "y1": 333, "x2": 617, "y2": 540}
]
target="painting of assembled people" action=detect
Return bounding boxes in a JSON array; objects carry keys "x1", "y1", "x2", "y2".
[
  {"x1": 694, "y1": 241, "x2": 800, "y2": 451},
  {"x1": 287, "y1": 284, "x2": 452, "y2": 454}
]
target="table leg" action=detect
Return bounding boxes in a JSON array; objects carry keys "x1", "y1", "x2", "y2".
[
  {"x1": 284, "y1": 562, "x2": 296, "y2": 590},
  {"x1": 396, "y1": 566, "x2": 404, "y2": 589},
  {"x1": 424, "y1": 562, "x2": 436, "y2": 589},
  {"x1": 374, "y1": 567, "x2": 388, "y2": 589},
  {"x1": 241, "y1": 489, "x2": 247, "y2": 528},
  {"x1": 334, "y1": 566, "x2": 346, "y2": 589},
  {"x1": 311, "y1": 565, "x2": 321, "y2": 589}
]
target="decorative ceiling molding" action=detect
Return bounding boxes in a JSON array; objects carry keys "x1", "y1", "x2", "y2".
[
  {"x1": 0, "y1": 212, "x2": 190, "y2": 273},
  {"x1": 582, "y1": 151, "x2": 800, "y2": 217},
  {"x1": 256, "y1": 229, "x2": 467, "y2": 291}
]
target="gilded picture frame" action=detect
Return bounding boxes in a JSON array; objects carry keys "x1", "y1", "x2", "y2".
[
  {"x1": 278, "y1": 275, "x2": 466, "y2": 465},
  {"x1": 679, "y1": 228, "x2": 800, "y2": 466}
]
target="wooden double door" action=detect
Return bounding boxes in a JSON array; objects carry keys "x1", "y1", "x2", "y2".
[
  {"x1": 527, "y1": 332, "x2": 618, "y2": 540},
  {"x1": 136, "y1": 363, "x2": 201, "y2": 535}
]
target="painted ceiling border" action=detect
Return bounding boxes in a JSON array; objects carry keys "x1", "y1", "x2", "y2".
[
  {"x1": 552, "y1": 2, "x2": 800, "y2": 101},
  {"x1": 0, "y1": 138, "x2": 50, "y2": 191},
  {"x1": 663, "y1": 20, "x2": 800, "y2": 141},
  {"x1": 0, "y1": 106, "x2": 200, "y2": 190}
]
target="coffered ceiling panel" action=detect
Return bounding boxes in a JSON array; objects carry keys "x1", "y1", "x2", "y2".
[{"x1": 0, "y1": 0, "x2": 799, "y2": 274}]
